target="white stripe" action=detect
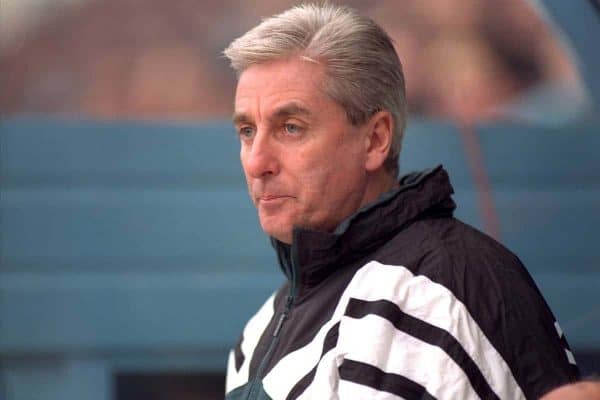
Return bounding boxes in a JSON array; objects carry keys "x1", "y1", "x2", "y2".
[
  {"x1": 554, "y1": 321, "x2": 564, "y2": 338},
  {"x1": 296, "y1": 346, "x2": 340, "y2": 400},
  {"x1": 264, "y1": 261, "x2": 525, "y2": 399},
  {"x1": 263, "y1": 295, "x2": 352, "y2": 398},
  {"x1": 338, "y1": 380, "x2": 404, "y2": 400},
  {"x1": 226, "y1": 293, "x2": 276, "y2": 393},
  {"x1": 566, "y1": 349, "x2": 577, "y2": 365},
  {"x1": 225, "y1": 351, "x2": 238, "y2": 393},
  {"x1": 263, "y1": 264, "x2": 378, "y2": 398},
  {"x1": 338, "y1": 314, "x2": 479, "y2": 400},
  {"x1": 345, "y1": 261, "x2": 525, "y2": 400}
]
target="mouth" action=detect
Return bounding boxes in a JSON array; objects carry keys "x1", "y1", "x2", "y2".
[{"x1": 257, "y1": 195, "x2": 292, "y2": 204}]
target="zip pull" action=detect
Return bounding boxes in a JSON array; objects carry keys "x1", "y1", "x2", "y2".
[
  {"x1": 273, "y1": 311, "x2": 288, "y2": 337},
  {"x1": 273, "y1": 295, "x2": 294, "y2": 337}
]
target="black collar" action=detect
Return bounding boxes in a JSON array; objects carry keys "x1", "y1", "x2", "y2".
[{"x1": 272, "y1": 165, "x2": 455, "y2": 298}]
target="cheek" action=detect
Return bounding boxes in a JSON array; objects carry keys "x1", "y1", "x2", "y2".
[
  {"x1": 317, "y1": 144, "x2": 366, "y2": 197},
  {"x1": 294, "y1": 149, "x2": 334, "y2": 191},
  {"x1": 294, "y1": 151, "x2": 350, "y2": 210}
]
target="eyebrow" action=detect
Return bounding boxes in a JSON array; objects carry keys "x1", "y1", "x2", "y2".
[
  {"x1": 232, "y1": 102, "x2": 313, "y2": 126},
  {"x1": 270, "y1": 103, "x2": 312, "y2": 121},
  {"x1": 232, "y1": 112, "x2": 252, "y2": 126}
]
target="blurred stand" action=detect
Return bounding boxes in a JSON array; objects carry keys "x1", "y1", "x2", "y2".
[{"x1": 0, "y1": 0, "x2": 587, "y2": 122}]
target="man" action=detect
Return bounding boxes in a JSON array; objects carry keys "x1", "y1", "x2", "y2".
[{"x1": 223, "y1": 4, "x2": 579, "y2": 399}]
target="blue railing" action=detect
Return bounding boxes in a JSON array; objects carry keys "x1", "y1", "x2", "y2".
[{"x1": 1, "y1": 118, "x2": 598, "y2": 399}]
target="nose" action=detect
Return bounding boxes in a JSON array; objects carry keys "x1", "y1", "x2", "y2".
[{"x1": 241, "y1": 129, "x2": 280, "y2": 179}]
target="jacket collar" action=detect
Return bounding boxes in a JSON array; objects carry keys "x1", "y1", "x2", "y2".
[{"x1": 272, "y1": 165, "x2": 455, "y2": 296}]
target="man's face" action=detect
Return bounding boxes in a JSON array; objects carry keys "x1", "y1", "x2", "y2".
[{"x1": 233, "y1": 58, "x2": 371, "y2": 243}]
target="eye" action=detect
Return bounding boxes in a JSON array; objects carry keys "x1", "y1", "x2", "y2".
[
  {"x1": 238, "y1": 126, "x2": 255, "y2": 139},
  {"x1": 284, "y1": 123, "x2": 302, "y2": 135}
]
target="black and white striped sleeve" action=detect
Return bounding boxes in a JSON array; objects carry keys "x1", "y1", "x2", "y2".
[
  {"x1": 335, "y1": 259, "x2": 577, "y2": 399},
  {"x1": 495, "y1": 264, "x2": 580, "y2": 398}
]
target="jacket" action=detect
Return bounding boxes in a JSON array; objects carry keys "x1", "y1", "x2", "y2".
[{"x1": 225, "y1": 166, "x2": 580, "y2": 400}]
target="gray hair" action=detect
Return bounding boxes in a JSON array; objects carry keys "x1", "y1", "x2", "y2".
[{"x1": 223, "y1": 3, "x2": 407, "y2": 176}]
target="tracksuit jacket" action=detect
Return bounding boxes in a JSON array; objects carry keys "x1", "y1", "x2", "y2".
[{"x1": 225, "y1": 166, "x2": 580, "y2": 400}]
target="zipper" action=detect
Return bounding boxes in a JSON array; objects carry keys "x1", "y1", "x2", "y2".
[{"x1": 245, "y1": 243, "x2": 299, "y2": 399}]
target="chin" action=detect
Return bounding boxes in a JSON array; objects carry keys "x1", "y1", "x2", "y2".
[
  {"x1": 260, "y1": 220, "x2": 293, "y2": 244},
  {"x1": 267, "y1": 229, "x2": 293, "y2": 244}
]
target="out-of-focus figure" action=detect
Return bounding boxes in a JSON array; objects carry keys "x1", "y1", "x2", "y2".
[{"x1": 0, "y1": 0, "x2": 584, "y2": 122}]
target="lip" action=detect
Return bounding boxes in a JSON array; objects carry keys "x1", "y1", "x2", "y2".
[{"x1": 258, "y1": 195, "x2": 292, "y2": 203}]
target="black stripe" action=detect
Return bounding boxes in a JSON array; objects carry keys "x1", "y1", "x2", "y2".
[
  {"x1": 285, "y1": 322, "x2": 340, "y2": 400},
  {"x1": 345, "y1": 298, "x2": 500, "y2": 400},
  {"x1": 234, "y1": 334, "x2": 245, "y2": 372},
  {"x1": 339, "y1": 359, "x2": 436, "y2": 400}
]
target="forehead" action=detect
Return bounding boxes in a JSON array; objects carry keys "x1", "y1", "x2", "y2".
[{"x1": 234, "y1": 58, "x2": 332, "y2": 116}]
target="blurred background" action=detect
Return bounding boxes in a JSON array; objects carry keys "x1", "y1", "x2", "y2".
[
  {"x1": 1, "y1": 0, "x2": 599, "y2": 399},
  {"x1": 0, "y1": 0, "x2": 589, "y2": 122}
]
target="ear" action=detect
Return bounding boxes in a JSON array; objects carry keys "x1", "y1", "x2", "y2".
[{"x1": 364, "y1": 111, "x2": 393, "y2": 172}]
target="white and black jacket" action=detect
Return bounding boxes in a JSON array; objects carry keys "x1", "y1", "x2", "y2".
[{"x1": 225, "y1": 166, "x2": 580, "y2": 400}]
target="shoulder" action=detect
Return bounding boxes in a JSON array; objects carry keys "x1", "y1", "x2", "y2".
[
  {"x1": 338, "y1": 257, "x2": 527, "y2": 399},
  {"x1": 358, "y1": 217, "x2": 579, "y2": 398},
  {"x1": 376, "y1": 217, "x2": 532, "y2": 302}
]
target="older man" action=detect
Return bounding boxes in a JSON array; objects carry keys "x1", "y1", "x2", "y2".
[{"x1": 223, "y1": 4, "x2": 579, "y2": 399}]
